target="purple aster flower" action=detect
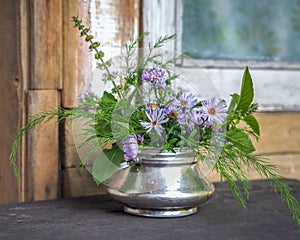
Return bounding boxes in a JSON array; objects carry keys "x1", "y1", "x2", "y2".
[
  {"x1": 190, "y1": 109, "x2": 206, "y2": 126},
  {"x1": 78, "y1": 90, "x2": 95, "y2": 102},
  {"x1": 155, "y1": 77, "x2": 167, "y2": 89},
  {"x1": 177, "y1": 111, "x2": 189, "y2": 126},
  {"x1": 145, "y1": 102, "x2": 160, "y2": 111},
  {"x1": 140, "y1": 108, "x2": 169, "y2": 136},
  {"x1": 142, "y1": 69, "x2": 167, "y2": 89},
  {"x1": 165, "y1": 104, "x2": 179, "y2": 119},
  {"x1": 123, "y1": 134, "x2": 139, "y2": 159},
  {"x1": 201, "y1": 97, "x2": 228, "y2": 125},
  {"x1": 137, "y1": 135, "x2": 144, "y2": 145},
  {"x1": 173, "y1": 93, "x2": 198, "y2": 109},
  {"x1": 176, "y1": 108, "x2": 206, "y2": 132}
]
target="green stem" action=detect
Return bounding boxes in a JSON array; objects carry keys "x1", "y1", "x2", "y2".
[{"x1": 72, "y1": 16, "x2": 123, "y2": 99}]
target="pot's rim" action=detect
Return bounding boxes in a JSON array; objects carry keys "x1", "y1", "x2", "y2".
[{"x1": 137, "y1": 147, "x2": 196, "y2": 165}]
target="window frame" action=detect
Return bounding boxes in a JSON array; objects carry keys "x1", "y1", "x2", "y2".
[{"x1": 143, "y1": 0, "x2": 300, "y2": 112}]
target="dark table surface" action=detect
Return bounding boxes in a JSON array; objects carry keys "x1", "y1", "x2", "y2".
[{"x1": 0, "y1": 180, "x2": 299, "y2": 240}]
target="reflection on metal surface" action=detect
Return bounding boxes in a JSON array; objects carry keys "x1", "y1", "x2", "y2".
[{"x1": 106, "y1": 148, "x2": 215, "y2": 217}]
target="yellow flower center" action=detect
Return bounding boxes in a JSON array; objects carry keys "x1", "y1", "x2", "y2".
[{"x1": 151, "y1": 103, "x2": 158, "y2": 109}]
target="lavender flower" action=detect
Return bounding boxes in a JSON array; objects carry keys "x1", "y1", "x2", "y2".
[
  {"x1": 177, "y1": 109, "x2": 205, "y2": 132},
  {"x1": 177, "y1": 111, "x2": 189, "y2": 126},
  {"x1": 190, "y1": 109, "x2": 206, "y2": 126},
  {"x1": 137, "y1": 135, "x2": 144, "y2": 145},
  {"x1": 201, "y1": 97, "x2": 228, "y2": 125},
  {"x1": 123, "y1": 134, "x2": 139, "y2": 159},
  {"x1": 173, "y1": 93, "x2": 198, "y2": 109},
  {"x1": 140, "y1": 108, "x2": 169, "y2": 136},
  {"x1": 145, "y1": 102, "x2": 160, "y2": 111},
  {"x1": 78, "y1": 90, "x2": 95, "y2": 102},
  {"x1": 142, "y1": 69, "x2": 167, "y2": 89},
  {"x1": 165, "y1": 104, "x2": 179, "y2": 119}
]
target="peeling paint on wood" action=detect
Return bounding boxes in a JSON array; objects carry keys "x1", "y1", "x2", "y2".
[
  {"x1": 143, "y1": 0, "x2": 176, "y2": 51},
  {"x1": 62, "y1": 0, "x2": 92, "y2": 108},
  {"x1": 89, "y1": 0, "x2": 140, "y2": 95},
  {"x1": 62, "y1": 0, "x2": 140, "y2": 198},
  {"x1": 115, "y1": 0, "x2": 140, "y2": 46}
]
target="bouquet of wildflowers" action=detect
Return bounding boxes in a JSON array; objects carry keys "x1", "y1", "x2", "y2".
[{"x1": 10, "y1": 16, "x2": 300, "y2": 228}]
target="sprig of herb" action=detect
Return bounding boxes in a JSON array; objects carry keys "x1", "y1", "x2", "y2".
[
  {"x1": 72, "y1": 16, "x2": 122, "y2": 99},
  {"x1": 10, "y1": 109, "x2": 62, "y2": 179}
]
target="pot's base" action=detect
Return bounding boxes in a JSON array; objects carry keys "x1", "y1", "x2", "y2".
[{"x1": 124, "y1": 206, "x2": 197, "y2": 218}]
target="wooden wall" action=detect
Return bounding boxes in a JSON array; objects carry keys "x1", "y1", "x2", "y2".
[
  {"x1": 208, "y1": 112, "x2": 300, "y2": 182},
  {"x1": 0, "y1": 0, "x2": 63, "y2": 203},
  {"x1": 0, "y1": 0, "x2": 24, "y2": 203},
  {"x1": 0, "y1": 0, "x2": 140, "y2": 203},
  {"x1": 62, "y1": 0, "x2": 140, "y2": 198},
  {"x1": 0, "y1": 0, "x2": 299, "y2": 203}
]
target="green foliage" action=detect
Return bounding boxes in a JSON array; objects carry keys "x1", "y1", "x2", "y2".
[
  {"x1": 227, "y1": 93, "x2": 240, "y2": 116},
  {"x1": 215, "y1": 144, "x2": 300, "y2": 228},
  {"x1": 9, "y1": 109, "x2": 64, "y2": 179},
  {"x1": 243, "y1": 114, "x2": 260, "y2": 137},
  {"x1": 94, "y1": 91, "x2": 118, "y2": 143},
  {"x1": 215, "y1": 67, "x2": 300, "y2": 229},
  {"x1": 72, "y1": 16, "x2": 122, "y2": 99},
  {"x1": 92, "y1": 145, "x2": 123, "y2": 185},
  {"x1": 236, "y1": 67, "x2": 254, "y2": 113},
  {"x1": 226, "y1": 127, "x2": 256, "y2": 153},
  {"x1": 8, "y1": 17, "x2": 300, "y2": 230}
]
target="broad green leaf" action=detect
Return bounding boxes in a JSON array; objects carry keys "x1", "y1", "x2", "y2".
[
  {"x1": 228, "y1": 93, "x2": 240, "y2": 115},
  {"x1": 236, "y1": 67, "x2": 254, "y2": 113},
  {"x1": 92, "y1": 146, "x2": 123, "y2": 185},
  {"x1": 101, "y1": 91, "x2": 117, "y2": 104},
  {"x1": 243, "y1": 114, "x2": 260, "y2": 137},
  {"x1": 226, "y1": 127, "x2": 256, "y2": 153},
  {"x1": 188, "y1": 128, "x2": 198, "y2": 140}
]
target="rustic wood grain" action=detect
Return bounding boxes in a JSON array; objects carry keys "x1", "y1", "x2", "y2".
[
  {"x1": 1, "y1": 0, "x2": 299, "y2": 203},
  {"x1": 207, "y1": 153, "x2": 300, "y2": 182},
  {"x1": 62, "y1": 0, "x2": 91, "y2": 108},
  {"x1": 143, "y1": 0, "x2": 176, "y2": 51},
  {"x1": 254, "y1": 112, "x2": 300, "y2": 154},
  {"x1": 0, "y1": 0, "x2": 23, "y2": 204},
  {"x1": 88, "y1": 0, "x2": 140, "y2": 95},
  {"x1": 1, "y1": 180, "x2": 300, "y2": 240},
  {"x1": 27, "y1": 90, "x2": 59, "y2": 201},
  {"x1": 29, "y1": 0, "x2": 62, "y2": 90},
  {"x1": 207, "y1": 112, "x2": 300, "y2": 182},
  {"x1": 115, "y1": 0, "x2": 140, "y2": 46},
  {"x1": 62, "y1": 168, "x2": 107, "y2": 198},
  {"x1": 62, "y1": 122, "x2": 81, "y2": 169},
  {"x1": 61, "y1": 0, "x2": 141, "y2": 198}
]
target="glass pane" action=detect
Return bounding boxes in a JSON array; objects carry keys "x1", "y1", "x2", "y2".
[{"x1": 182, "y1": 0, "x2": 300, "y2": 62}]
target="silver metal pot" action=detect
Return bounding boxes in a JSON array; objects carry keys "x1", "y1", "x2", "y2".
[{"x1": 105, "y1": 148, "x2": 214, "y2": 217}]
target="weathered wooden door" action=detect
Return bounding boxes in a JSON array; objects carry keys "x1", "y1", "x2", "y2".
[
  {"x1": 0, "y1": 0, "x2": 24, "y2": 203},
  {"x1": 0, "y1": 0, "x2": 140, "y2": 203},
  {"x1": 0, "y1": 0, "x2": 63, "y2": 203},
  {"x1": 0, "y1": 0, "x2": 86, "y2": 203}
]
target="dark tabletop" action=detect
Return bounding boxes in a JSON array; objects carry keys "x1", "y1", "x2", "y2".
[{"x1": 0, "y1": 180, "x2": 299, "y2": 240}]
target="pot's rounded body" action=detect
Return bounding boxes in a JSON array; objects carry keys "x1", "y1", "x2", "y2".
[{"x1": 105, "y1": 149, "x2": 214, "y2": 217}]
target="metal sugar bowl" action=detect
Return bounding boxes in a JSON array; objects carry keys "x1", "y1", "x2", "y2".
[{"x1": 105, "y1": 148, "x2": 215, "y2": 217}]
